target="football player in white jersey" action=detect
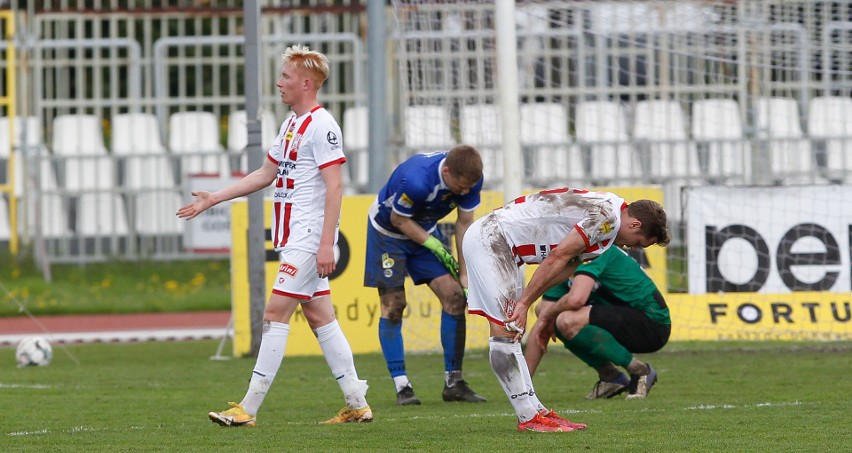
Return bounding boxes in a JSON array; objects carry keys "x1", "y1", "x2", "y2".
[
  {"x1": 461, "y1": 187, "x2": 669, "y2": 432},
  {"x1": 178, "y1": 44, "x2": 372, "y2": 426}
]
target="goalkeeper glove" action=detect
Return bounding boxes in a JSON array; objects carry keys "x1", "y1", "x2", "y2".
[{"x1": 422, "y1": 236, "x2": 459, "y2": 280}]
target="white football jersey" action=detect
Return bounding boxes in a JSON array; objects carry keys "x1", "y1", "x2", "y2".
[
  {"x1": 267, "y1": 106, "x2": 346, "y2": 253},
  {"x1": 492, "y1": 187, "x2": 625, "y2": 264}
]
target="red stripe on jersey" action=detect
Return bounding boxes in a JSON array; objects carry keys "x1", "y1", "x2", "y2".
[
  {"x1": 280, "y1": 202, "x2": 293, "y2": 247},
  {"x1": 286, "y1": 178, "x2": 294, "y2": 189},
  {"x1": 539, "y1": 187, "x2": 570, "y2": 195},
  {"x1": 512, "y1": 244, "x2": 537, "y2": 257},
  {"x1": 573, "y1": 224, "x2": 591, "y2": 247},
  {"x1": 584, "y1": 238, "x2": 611, "y2": 254},
  {"x1": 273, "y1": 201, "x2": 282, "y2": 247},
  {"x1": 267, "y1": 154, "x2": 278, "y2": 165},
  {"x1": 513, "y1": 195, "x2": 526, "y2": 204},
  {"x1": 288, "y1": 113, "x2": 315, "y2": 161},
  {"x1": 319, "y1": 156, "x2": 347, "y2": 169}
]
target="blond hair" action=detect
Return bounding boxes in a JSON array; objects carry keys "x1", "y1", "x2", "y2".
[{"x1": 282, "y1": 44, "x2": 330, "y2": 87}]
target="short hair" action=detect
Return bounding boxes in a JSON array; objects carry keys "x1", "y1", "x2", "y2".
[
  {"x1": 445, "y1": 144, "x2": 483, "y2": 183},
  {"x1": 282, "y1": 44, "x2": 330, "y2": 88},
  {"x1": 627, "y1": 199, "x2": 670, "y2": 246}
]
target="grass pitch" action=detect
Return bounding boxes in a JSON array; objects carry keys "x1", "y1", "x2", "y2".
[{"x1": 2, "y1": 340, "x2": 850, "y2": 452}]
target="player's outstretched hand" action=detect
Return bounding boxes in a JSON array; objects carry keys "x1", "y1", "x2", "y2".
[{"x1": 176, "y1": 191, "x2": 215, "y2": 220}]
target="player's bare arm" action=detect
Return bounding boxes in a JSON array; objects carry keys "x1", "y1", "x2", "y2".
[
  {"x1": 533, "y1": 274, "x2": 595, "y2": 351},
  {"x1": 176, "y1": 159, "x2": 278, "y2": 220},
  {"x1": 317, "y1": 162, "x2": 344, "y2": 278},
  {"x1": 454, "y1": 209, "x2": 475, "y2": 288},
  {"x1": 390, "y1": 211, "x2": 431, "y2": 244},
  {"x1": 506, "y1": 229, "x2": 586, "y2": 329}
]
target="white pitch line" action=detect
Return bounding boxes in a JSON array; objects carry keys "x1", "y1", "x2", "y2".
[
  {"x1": 4, "y1": 400, "x2": 815, "y2": 436},
  {"x1": 0, "y1": 383, "x2": 52, "y2": 389}
]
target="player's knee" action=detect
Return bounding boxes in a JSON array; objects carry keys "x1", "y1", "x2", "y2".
[
  {"x1": 440, "y1": 292, "x2": 466, "y2": 315},
  {"x1": 555, "y1": 313, "x2": 581, "y2": 340},
  {"x1": 382, "y1": 300, "x2": 407, "y2": 323}
]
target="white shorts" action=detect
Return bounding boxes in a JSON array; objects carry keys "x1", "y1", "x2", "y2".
[
  {"x1": 271, "y1": 249, "x2": 330, "y2": 301},
  {"x1": 462, "y1": 214, "x2": 525, "y2": 326}
]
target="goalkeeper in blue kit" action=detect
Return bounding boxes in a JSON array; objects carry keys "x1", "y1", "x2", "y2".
[
  {"x1": 525, "y1": 246, "x2": 671, "y2": 399},
  {"x1": 364, "y1": 145, "x2": 487, "y2": 405}
]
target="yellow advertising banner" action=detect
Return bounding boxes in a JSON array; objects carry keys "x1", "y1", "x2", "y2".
[
  {"x1": 668, "y1": 292, "x2": 851, "y2": 341},
  {"x1": 230, "y1": 187, "x2": 668, "y2": 357}
]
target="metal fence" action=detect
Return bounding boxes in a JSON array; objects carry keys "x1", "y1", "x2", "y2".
[{"x1": 0, "y1": 0, "x2": 850, "y2": 264}]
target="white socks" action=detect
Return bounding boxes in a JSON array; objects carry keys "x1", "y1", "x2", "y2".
[
  {"x1": 515, "y1": 344, "x2": 547, "y2": 413},
  {"x1": 240, "y1": 321, "x2": 290, "y2": 415},
  {"x1": 316, "y1": 320, "x2": 369, "y2": 409},
  {"x1": 488, "y1": 337, "x2": 539, "y2": 422},
  {"x1": 393, "y1": 375, "x2": 412, "y2": 393}
]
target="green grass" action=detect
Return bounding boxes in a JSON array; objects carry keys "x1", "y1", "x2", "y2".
[
  {"x1": 3, "y1": 340, "x2": 850, "y2": 452},
  {"x1": 0, "y1": 254, "x2": 231, "y2": 316}
]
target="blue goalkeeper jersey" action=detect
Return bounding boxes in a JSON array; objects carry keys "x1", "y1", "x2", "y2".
[{"x1": 369, "y1": 152, "x2": 483, "y2": 238}]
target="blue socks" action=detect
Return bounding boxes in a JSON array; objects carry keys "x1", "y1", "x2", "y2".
[
  {"x1": 379, "y1": 317, "x2": 406, "y2": 377},
  {"x1": 441, "y1": 310, "x2": 466, "y2": 372}
]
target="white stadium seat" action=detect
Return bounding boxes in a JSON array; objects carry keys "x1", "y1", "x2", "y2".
[
  {"x1": 808, "y1": 96, "x2": 852, "y2": 181},
  {"x1": 459, "y1": 104, "x2": 503, "y2": 185},
  {"x1": 228, "y1": 109, "x2": 279, "y2": 173},
  {"x1": 0, "y1": 116, "x2": 45, "y2": 196},
  {"x1": 0, "y1": 195, "x2": 10, "y2": 241},
  {"x1": 520, "y1": 102, "x2": 584, "y2": 186},
  {"x1": 633, "y1": 99, "x2": 700, "y2": 181},
  {"x1": 755, "y1": 97, "x2": 819, "y2": 184},
  {"x1": 52, "y1": 114, "x2": 114, "y2": 190},
  {"x1": 404, "y1": 105, "x2": 455, "y2": 154},
  {"x1": 691, "y1": 98, "x2": 750, "y2": 184},
  {"x1": 25, "y1": 193, "x2": 71, "y2": 238},
  {"x1": 168, "y1": 111, "x2": 229, "y2": 176},
  {"x1": 76, "y1": 192, "x2": 129, "y2": 236},
  {"x1": 342, "y1": 106, "x2": 369, "y2": 189},
  {"x1": 51, "y1": 114, "x2": 107, "y2": 155},
  {"x1": 134, "y1": 190, "x2": 185, "y2": 235},
  {"x1": 111, "y1": 113, "x2": 167, "y2": 155},
  {"x1": 576, "y1": 100, "x2": 635, "y2": 185}
]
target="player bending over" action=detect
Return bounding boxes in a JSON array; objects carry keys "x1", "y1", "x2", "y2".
[
  {"x1": 525, "y1": 245, "x2": 671, "y2": 400},
  {"x1": 365, "y1": 145, "x2": 486, "y2": 405},
  {"x1": 463, "y1": 187, "x2": 669, "y2": 432}
]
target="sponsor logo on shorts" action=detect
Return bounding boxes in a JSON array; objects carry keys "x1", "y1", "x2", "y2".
[
  {"x1": 384, "y1": 269, "x2": 394, "y2": 278},
  {"x1": 279, "y1": 263, "x2": 298, "y2": 277},
  {"x1": 381, "y1": 253, "x2": 395, "y2": 269}
]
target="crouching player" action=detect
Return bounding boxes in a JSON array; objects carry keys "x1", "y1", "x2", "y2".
[{"x1": 525, "y1": 246, "x2": 671, "y2": 399}]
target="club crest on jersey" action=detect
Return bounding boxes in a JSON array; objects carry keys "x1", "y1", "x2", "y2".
[
  {"x1": 326, "y1": 131, "x2": 339, "y2": 145},
  {"x1": 285, "y1": 131, "x2": 294, "y2": 141},
  {"x1": 381, "y1": 253, "x2": 395, "y2": 269},
  {"x1": 398, "y1": 193, "x2": 414, "y2": 209},
  {"x1": 279, "y1": 263, "x2": 298, "y2": 277},
  {"x1": 600, "y1": 222, "x2": 613, "y2": 235}
]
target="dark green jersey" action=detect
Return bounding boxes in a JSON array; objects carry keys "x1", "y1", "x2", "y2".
[{"x1": 542, "y1": 246, "x2": 670, "y2": 325}]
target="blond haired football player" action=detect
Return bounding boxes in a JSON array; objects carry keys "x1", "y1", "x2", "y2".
[{"x1": 178, "y1": 44, "x2": 371, "y2": 426}]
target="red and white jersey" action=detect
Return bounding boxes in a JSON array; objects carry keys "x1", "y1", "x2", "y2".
[
  {"x1": 492, "y1": 187, "x2": 625, "y2": 264},
  {"x1": 267, "y1": 106, "x2": 346, "y2": 253}
]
